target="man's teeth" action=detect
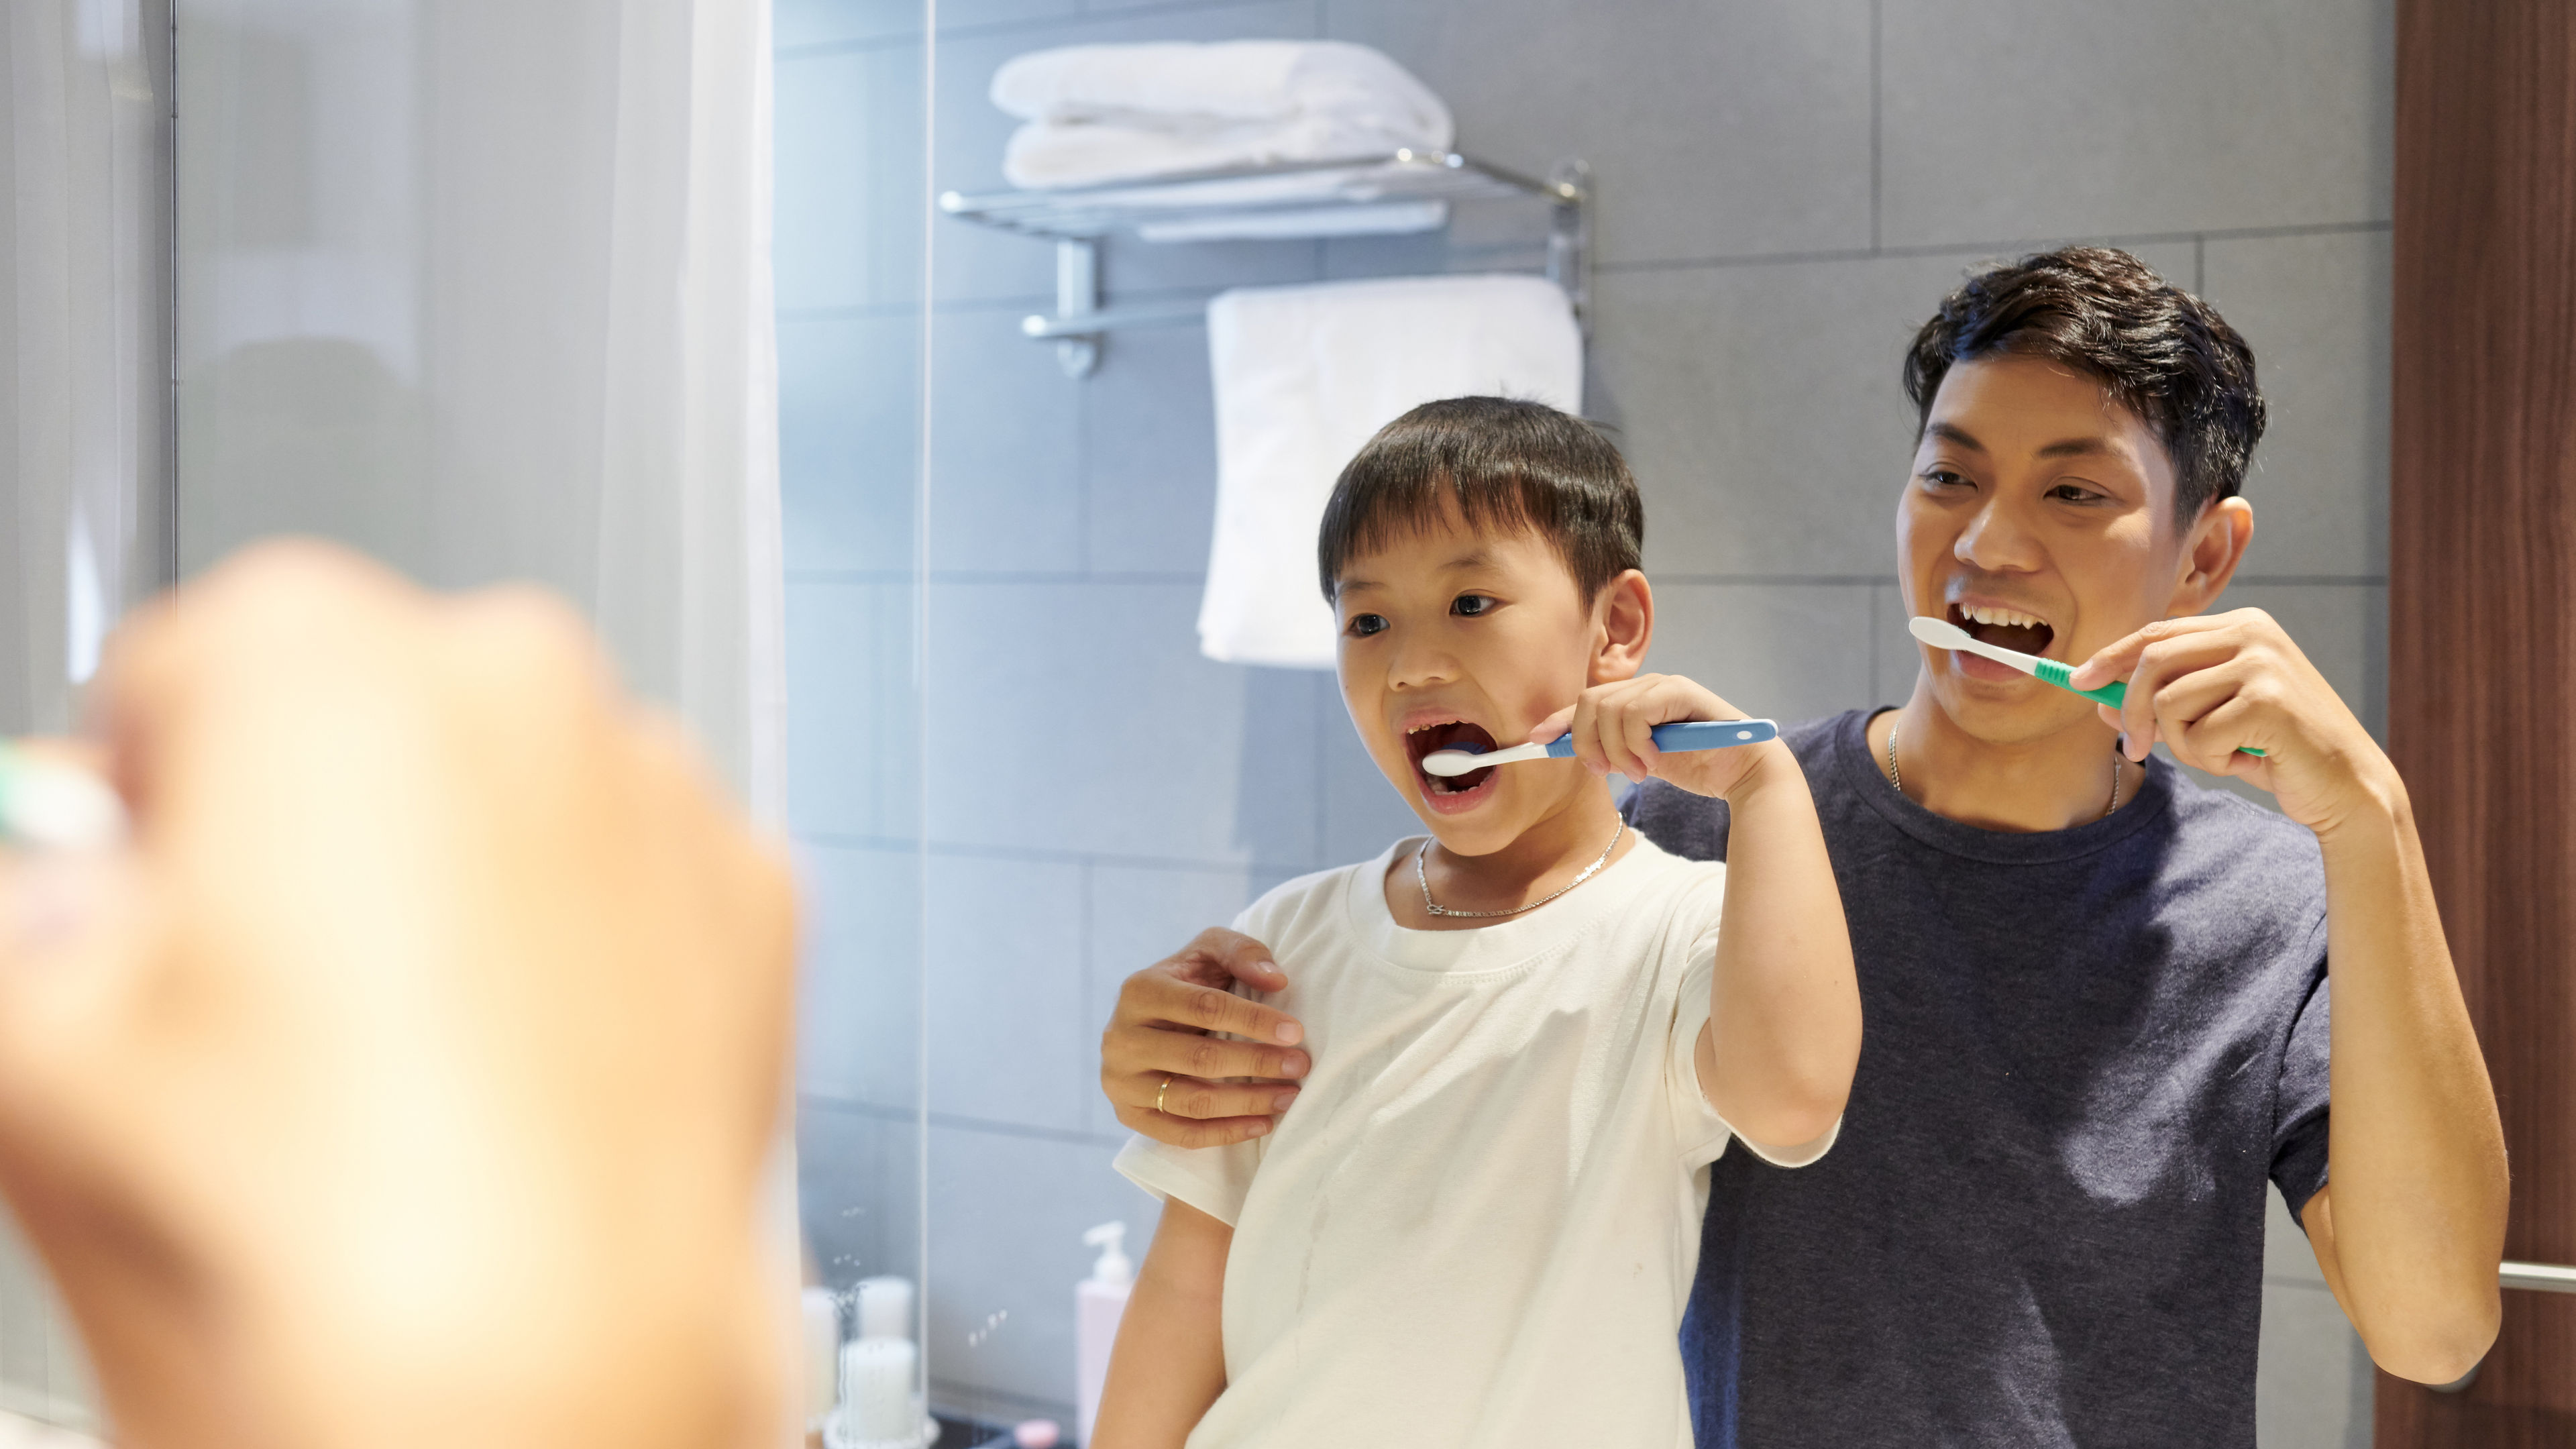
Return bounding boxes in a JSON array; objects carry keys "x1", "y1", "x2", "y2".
[{"x1": 1960, "y1": 603, "x2": 2047, "y2": 631}]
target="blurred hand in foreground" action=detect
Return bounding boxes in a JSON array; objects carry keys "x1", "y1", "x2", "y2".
[{"x1": 0, "y1": 543, "x2": 796, "y2": 1449}]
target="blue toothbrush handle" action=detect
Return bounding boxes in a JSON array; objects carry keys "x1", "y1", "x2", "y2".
[{"x1": 1541, "y1": 718, "x2": 1781, "y2": 758}]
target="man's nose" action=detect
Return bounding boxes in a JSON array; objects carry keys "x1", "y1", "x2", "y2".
[{"x1": 1955, "y1": 496, "x2": 2043, "y2": 572}]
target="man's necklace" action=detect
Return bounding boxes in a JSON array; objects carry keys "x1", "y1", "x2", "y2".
[
  {"x1": 1882, "y1": 709, "x2": 2123, "y2": 818},
  {"x1": 1416, "y1": 822, "x2": 1626, "y2": 919}
]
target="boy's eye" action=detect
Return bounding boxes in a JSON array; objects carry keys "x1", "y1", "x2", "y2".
[
  {"x1": 2047, "y1": 482, "x2": 2104, "y2": 504},
  {"x1": 1451, "y1": 594, "x2": 1497, "y2": 617},
  {"x1": 1344, "y1": 612, "x2": 1389, "y2": 637},
  {"x1": 1919, "y1": 468, "x2": 1970, "y2": 489}
]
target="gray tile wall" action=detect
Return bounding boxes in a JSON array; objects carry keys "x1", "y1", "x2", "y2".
[{"x1": 777, "y1": 1, "x2": 2390, "y2": 1439}]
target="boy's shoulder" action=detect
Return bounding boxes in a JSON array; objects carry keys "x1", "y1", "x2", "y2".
[{"x1": 1234, "y1": 853, "x2": 1383, "y2": 945}]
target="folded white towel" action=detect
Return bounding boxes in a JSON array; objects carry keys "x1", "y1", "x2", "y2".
[
  {"x1": 1004, "y1": 115, "x2": 1441, "y2": 190},
  {"x1": 992, "y1": 41, "x2": 1449, "y2": 131},
  {"x1": 1199, "y1": 274, "x2": 1584, "y2": 669},
  {"x1": 991, "y1": 41, "x2": 1452, "y2": 190}
]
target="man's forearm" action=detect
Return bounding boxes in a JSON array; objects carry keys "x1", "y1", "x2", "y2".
[{"x1": 2314, "y1": 771, "x2": 2506, "y2": 1381}]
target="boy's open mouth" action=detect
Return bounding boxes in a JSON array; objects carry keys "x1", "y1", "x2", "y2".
[
  {"x1": 1405, "y1": 718, "x2": 1500, "y2": 798},
  {"x1": 1949, "y1": 601, "x2": 2055, "y2": 658}
]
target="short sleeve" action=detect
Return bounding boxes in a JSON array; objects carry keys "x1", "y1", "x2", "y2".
[
  {"x1": 2271, "y1": 954, "x2": 2332, "y2": 1224},
  {"x1": 1667, "y1": 921, "x2": 1841, "y2": 1173},
  {"x1": 1115, "y1": 1131, "x2": 1262, "y2": 1227}
]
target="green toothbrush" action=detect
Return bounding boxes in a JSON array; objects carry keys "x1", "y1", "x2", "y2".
[{"x1": 1907, "y1": 615, "x2": 2266, "y2": 757}]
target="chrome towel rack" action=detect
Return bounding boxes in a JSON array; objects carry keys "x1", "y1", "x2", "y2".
[{"x1": 938, "y1": 150, "x2": 1592, "y2": 378}]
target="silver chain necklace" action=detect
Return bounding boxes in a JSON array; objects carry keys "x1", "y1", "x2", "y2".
[
  {"x1": 1416, "y1": 822, "x2": 1627, "y2": 919},
  {"x1": 1883, "y1": 710, "x2": 2122, "y2": 818}
]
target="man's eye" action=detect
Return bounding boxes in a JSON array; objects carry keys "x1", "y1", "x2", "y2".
[
  {"x1": 1919, "y1": 469, "x2": 1970, "y2": 489},
  {"x1": 2048, "y1": 483, "x2": 2104, "y2": 503},
  {"x1": 1452, "y1": 594, "x2": 1497, "y2": 617},
  {"x1": 1345, "y1": 613, "x2": 1389, "y2": 637}
]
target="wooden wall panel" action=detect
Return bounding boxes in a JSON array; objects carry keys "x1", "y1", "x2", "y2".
[{"x1": 2383, "y1": 0, "x2": 2576, "y2": 1442}]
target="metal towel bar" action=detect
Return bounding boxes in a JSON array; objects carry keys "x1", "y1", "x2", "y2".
[
  {"x1": 941, "y1": 150, "x2": 1592, "y2": 378},
  {"x1": 2501, "y1": 1259, "x2": 2576, "y2": 1293}
]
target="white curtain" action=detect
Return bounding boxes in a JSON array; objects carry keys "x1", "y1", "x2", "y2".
[
  {"x1": 0, "y1": 0, "x2": 786, "y2": 1432},
  {"x1": 3, "y1": 0, "x2": 165, "y2": 743},
  {"x1": 0, "y1": 0, "x2": 163, "y2": 1431},
  {"x1": 176, "y1": 0, "x2": 786, "y2": 820}
]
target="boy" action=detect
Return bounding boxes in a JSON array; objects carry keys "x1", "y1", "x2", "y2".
[{"x1": 1092, "y1": 397, "x2": 1863, "y2": 1448}]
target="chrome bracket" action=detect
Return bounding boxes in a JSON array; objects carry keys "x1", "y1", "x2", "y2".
[
  {"x1": 1546, "y1": 158, "x2": 1594, "y2": 338},
  {"x1": 1051, "y1": 238, "x2": 1101, "y2": 378}
]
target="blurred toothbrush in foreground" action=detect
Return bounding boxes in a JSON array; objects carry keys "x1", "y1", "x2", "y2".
[{"x1": 0, "y1": 742, "x2": 127, "y2": 850}]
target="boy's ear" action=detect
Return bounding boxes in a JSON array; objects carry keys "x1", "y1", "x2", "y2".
[
  {"x1": 1591, "y1": 569, "x2": 1654, "y2": 685},
  {"x1": 2168, "y1": 496, "x2": 2254, "y2": 616}
]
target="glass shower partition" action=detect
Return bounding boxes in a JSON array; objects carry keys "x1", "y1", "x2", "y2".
[
  {"x1": 774, "y1": 4, "x2": 1518, "y2": 1441},
  {"x1": 773, "y1": 1, "x2": 936, "y2": 1443}
]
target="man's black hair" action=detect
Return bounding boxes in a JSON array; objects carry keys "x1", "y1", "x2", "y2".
[
  {"x1": 1903, "y1": 246, "x2": 2267, "y2": 525},
  {"x1": 1316, "y1": 396, "x2": 1643, "y2": 601}
]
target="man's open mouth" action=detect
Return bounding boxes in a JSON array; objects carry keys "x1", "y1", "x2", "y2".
[
  {"x1": 1405, "y1": 718, "x2": 1500, "y2": 796},
  {"x1": 1948, "y1": 601, "x2": 2055, "y2": 658}
]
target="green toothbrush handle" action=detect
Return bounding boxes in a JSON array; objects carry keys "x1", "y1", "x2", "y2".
[{"x1": 2031, "y1": 659, "x2": 2267, "y2": 757}]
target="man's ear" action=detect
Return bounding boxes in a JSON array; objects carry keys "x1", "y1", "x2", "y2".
[
  {"x1": 2169, "y1": 496, "x2": 2255, "y2": 616},
  {"x1": 1591, "y1": 569, "x2": 1654, "y2": 685}
]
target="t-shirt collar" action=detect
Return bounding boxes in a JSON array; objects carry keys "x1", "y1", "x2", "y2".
[{"x1": 1839, "y1": 707, "x2": 2177, "y2": 865}]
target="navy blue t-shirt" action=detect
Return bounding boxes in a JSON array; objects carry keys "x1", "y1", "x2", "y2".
[{"x1": 1626, "y1": 710, "x2": 2332, "y2": 1448}]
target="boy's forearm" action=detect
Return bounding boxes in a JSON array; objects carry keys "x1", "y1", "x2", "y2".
[
  {"x1": 1092, "y1": 1201, "x2": 1232, "y2": 1449},
  {"x1": 1701, "y1": 746, "x2": 1862, "y2": 1146},
  {"x1": 2310, "y1": 779, "x2": 2506, "y2": 1382}
]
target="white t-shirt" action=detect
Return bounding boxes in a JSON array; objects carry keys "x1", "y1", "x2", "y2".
[{"x1": 1114, "y1": 833, "x2": 1837, "y2": 1449}]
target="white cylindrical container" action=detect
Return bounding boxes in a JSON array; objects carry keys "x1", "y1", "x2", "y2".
[
  {"x1": 801, "y1": 1286, "x2": 841, "y2": 1430},
  {"x1": 1075, "y1": 1222, "x2": 1134, "y2": 1446},
  {"x1": 842, "y1": 1336, "x2": 918, "y2": 1443},
  {"x1": 856, "y1": 1275, "x2": 914, "y2": 1342}
]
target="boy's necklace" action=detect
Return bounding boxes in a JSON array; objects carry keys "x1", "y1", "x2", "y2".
[
  {"x1": 1882, "y1": 708, "x2": 2123, "y2": 817},
  {"x1": 1416, "y1": 822, "x2": 1626, "y2": 919}
]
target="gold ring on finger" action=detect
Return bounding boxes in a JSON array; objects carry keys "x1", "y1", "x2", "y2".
[{"x1": 1157, "y1": 1075, "x2": 1173, "y2": 1114}]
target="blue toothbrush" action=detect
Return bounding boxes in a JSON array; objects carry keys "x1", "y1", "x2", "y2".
[{"x1": 1420, "y1": 718, "x2": 1781, "y2": 777}]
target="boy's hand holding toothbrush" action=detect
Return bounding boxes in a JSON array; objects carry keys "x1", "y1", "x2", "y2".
[{"x1": 1530, "y1": 674, "x2": 1793, "y2": 802}]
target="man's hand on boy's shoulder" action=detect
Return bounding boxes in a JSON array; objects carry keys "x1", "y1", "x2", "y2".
[
  {"x1": 1102, "y1": 928, "x2": 1311, "y2": 1149},
  {"x1": 1533, "y1": 674, "x2": 1796, "y2": 802}
]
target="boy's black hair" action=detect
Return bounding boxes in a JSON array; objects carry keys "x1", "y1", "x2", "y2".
[
  {"x1": 1317, "y1": 396, "x2": 1643, "y2": 601},
  {"x1": 1902, "y1": 246, "x2": 2267, "y2": 526}
]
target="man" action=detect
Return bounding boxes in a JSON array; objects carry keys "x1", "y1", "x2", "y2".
[{"x1": 1096, "y1": 248, "x2": 2505, "y2": 1444}]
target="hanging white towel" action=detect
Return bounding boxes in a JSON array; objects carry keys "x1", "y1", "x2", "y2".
[
  {"x1": 1199, "y1": 274, "x2": 1584, "y2": 669},
  {"x1": 989, "y1": 41, "x2": 1452, "y2": 190}
]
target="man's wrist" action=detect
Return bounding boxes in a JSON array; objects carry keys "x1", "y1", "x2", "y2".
[{"x1": 2310, "y1": 750, "x2": 2412, "y2": 849}]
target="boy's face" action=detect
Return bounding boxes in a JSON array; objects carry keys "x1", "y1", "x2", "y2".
[
  {"x1": 1898, "y1": 353, "x2": 2245, "y2": 747},
  {"x1": 1333, "y1": 508, "x2": 1636, "y2": 858}
]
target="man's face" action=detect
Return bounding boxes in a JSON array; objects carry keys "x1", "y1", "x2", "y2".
[
  {"x1": 1897, "y1": 353, "x2": 2204, "y2": 747},
  {"x1": 1333, "y1": 508, "x2": 1625, "y2": 858}
]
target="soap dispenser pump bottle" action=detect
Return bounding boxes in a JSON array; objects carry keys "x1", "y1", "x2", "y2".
[{"x1": 1075, "y1": 1221, "x2": 1134, "y2": 1445}]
